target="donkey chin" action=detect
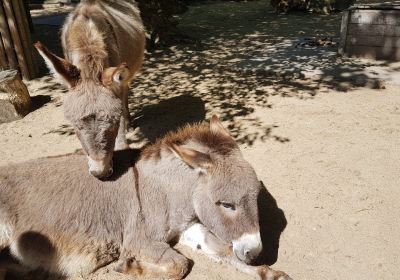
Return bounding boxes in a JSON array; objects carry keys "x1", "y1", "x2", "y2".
[{"x1": 232, "y1": 231, "x2": 263, "y2": 264}]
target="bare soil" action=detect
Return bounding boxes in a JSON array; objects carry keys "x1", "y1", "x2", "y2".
[{"x1": 1, "y1": 1, "x2": 399, "y2": 280}]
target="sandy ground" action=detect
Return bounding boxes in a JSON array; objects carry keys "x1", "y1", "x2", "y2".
[{"x1": 1, "y1": 1, "x2": 400, "y2": 280}]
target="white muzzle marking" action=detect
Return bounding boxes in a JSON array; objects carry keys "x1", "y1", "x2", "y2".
[
  {"x1": 232, "y1": 232, "x2": 262, "y2": 263},
  {"x1": 87, "y1": 156, "x2": 113, "y2": 178}
]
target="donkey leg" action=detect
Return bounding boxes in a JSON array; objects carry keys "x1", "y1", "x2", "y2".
[
  {"x1": 179, "y1": 223, "x2": 292, "y2": 280},
  {"x1": 115, "y1": 85, "x2": 130, "y2": 150},
  {"x1": 118, "y1": 241, "x2": 190, "y2": 280}
]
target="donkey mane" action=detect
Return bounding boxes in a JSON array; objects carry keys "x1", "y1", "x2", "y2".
[
  {"x1": 64, "y1": 13, "x2": 108, "y2": 80},
  {"x1": 141, "y1": 122, "x2": 238, "y2": 160}
]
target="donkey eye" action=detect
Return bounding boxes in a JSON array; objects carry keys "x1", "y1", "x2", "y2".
[{"x1": 217, "y1": 201, "x2": 236, "y2": 211}]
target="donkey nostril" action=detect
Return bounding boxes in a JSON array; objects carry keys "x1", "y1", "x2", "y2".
[{"x1": 108, "y1": 167, "x2": 113, "y2": 176}]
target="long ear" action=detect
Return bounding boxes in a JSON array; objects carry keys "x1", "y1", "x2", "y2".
[
  {"x1": 101, "y1": 63, "x2": 131, "y2": 87},
  {"x1": 210, "y1": 115, "x2": 231, "y2": 138},
  {"x1": 34, "y1": 41, "x2": 80, "y2": 88},
  {"x1": 170, "y1": 144, "x2": 213, "y2": 172}
]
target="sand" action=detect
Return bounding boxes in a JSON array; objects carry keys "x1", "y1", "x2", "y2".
[{"x1": 1, "y1": 1, "x2": 399, "y2": 279}]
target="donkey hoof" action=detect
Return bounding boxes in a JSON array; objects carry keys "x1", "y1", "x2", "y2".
[
  {"x1": 115, "y1": 257, "x2": 140, "y2": 274},
  {"x1": 258, "y1": 266, "x2": 293, "y2": 280},
  {"x1": 277, "y1": 274, "x2": 293, "y2": 280}
]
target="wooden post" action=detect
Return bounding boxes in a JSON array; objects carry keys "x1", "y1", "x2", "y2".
[
  {"x1": 0, "y1": 3, "x2": 18, "y2": 70},
  {"x1": 0, "y1": 69, "x2": 31, "y2": 118},
  {"x1": 13, "y1": 0, "x2": 38, "y2": 78},
  {"x1": 2, "y1": 0, "x2": 30, "y2": 79},
  {"x1": 339, "y1": 10, "x2": 350, "y2": 55},
  {"x1": 0, "y1": 0, "x2": 38, "y2": 80},
  {"x1": 0, "y1": 37, "x2": 8, "y2": 70}
]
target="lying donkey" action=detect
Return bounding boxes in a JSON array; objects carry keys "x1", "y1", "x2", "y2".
[
  {"x1": 35, "y1": 0, "x2": 146, "y2": 178},
  {"x1": 0, "y1": 116, "x2": 292, "y2": 280}
]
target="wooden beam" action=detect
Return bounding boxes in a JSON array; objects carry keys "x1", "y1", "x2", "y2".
[
  {"x1": 350, "y1": 10, "x2": 400, "y2": 25},
  {"x1": 347, "y1": 35, "x2": 400, "y2": 48},
  {"x1": 348, "y1": 23, "x2": 400, "y2": 37},
  {"x1": 0, "y1": 2, "x2": 18, "y2": 70},
  {"x1": 346, "y1": 45, "x2": 400, "y2": 61}
]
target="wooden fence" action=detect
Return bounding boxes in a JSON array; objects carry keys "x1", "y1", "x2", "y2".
[
  {"x1": 339, "y1": 3, "x2": 400, "y2": 61},
  {"x1": 0, "y1": 0, "x2": 37, "y2": 80}
]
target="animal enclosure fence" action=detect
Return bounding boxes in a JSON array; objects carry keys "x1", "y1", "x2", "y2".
[
  {"x1": 0, "y1": 0, "x2": 37, "y2": 80},
  {"x1": 339, "y1": 3, "x2": 400, "y2": 61}
]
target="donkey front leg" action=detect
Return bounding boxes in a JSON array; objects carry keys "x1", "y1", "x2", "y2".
[
  {"x1": 179, "y1": 223, "x2": 292, "y2": 280},
  {"x1": 115, "y1": 84, "x2": 130, "y2": 150},
  {"x1": 118, "y1": 240, "x2": 190, "y2": 279}
]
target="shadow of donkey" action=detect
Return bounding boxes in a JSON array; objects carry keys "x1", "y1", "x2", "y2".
[{"x1": 256, "y1": 182, "x2": 288, "y2": 266}]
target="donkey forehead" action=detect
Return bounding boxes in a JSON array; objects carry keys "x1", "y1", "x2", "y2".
[
  {"x1": 63, "y1": 87, "x2": 122, "y2": 123},
  {"x1": 209, "y1": 158, "x2": 260, "y2": 200}
]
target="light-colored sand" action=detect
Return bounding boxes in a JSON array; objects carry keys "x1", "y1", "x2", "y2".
[{"x1": 1, "y1": 1, "x2": 399, "y2": 279}]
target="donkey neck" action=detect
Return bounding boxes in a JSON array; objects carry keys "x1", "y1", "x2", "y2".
[{"x1": 134, "y1": 149, "x2": 200, "y2": 240}]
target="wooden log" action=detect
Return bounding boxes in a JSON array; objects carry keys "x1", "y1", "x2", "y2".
[
  {"x1": 13, "y1": 0, "x2": 37, "y2": 79},
  {"x1": 0, "y1": 69, "x2": 31, "y2": 118},
  {"x1": 2, "y1": 0, "x2": 30, "y2": 79},
  {"x1": 0, "y1": 3, "x2": 18, "y2": 70}
]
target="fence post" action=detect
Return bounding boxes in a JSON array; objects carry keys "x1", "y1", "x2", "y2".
[{"x1": 0, "y1": 0, "x2": 38, "y2": 80}]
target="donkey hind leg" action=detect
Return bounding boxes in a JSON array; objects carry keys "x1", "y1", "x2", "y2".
[
  {"x1": 179, "y1": 223, "x2": 292, "y2": 280},
  {"x1": 118, "y1": 241, "x2": 190, "y2": 280},
  {"x1": 9, "y1": 235, "x2": 118, "y2": 277},
  {"x1": 115, "y1": 85, "x2": 130, "y2": 151}
]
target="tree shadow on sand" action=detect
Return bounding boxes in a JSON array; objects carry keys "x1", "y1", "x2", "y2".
[
  {"x1": 128, "y1": 0, "x2": 392, "y2": 147},
  {"x1": 129, "y1": 95, "x2": 206, "y2": 144}
]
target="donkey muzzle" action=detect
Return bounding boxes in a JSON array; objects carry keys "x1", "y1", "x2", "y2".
[
  {"x1": 87, "y1": 156, "x2": 113, "y2": 179},
  {"x1": 232, "y1": 232, "x2": 262, "y2": 264}
]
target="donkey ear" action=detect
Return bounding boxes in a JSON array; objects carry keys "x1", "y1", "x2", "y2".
[
  {"x1": 34, "y1": 41, "x2": 80, "y2": 88},
  {"x1": 210, "y1": 115, "x2": 231, "y2": 138},
  {"x1": 170, "y1": 144, "x2": 213, "y2": 172},
  {"x1": 101, "y1": 63, "x2": 131, "y2": 87}
]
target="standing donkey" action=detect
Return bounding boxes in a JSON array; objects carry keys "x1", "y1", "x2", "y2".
[
  {"x1": 35, "y1": 0, "x2": 146, "y2": 178},
  {"x1": 0, "y1": 116, "x2": 292, "y2": 280}
]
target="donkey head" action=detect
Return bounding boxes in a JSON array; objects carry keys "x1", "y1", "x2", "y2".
[
  {"x1": 35, "y1": 42, "x2": 131, "y2": 178},
  {"x1": 171, "y1": 116, "x2": 262, "y2": 264}
]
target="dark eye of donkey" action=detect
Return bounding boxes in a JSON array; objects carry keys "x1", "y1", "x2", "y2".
[{"x1": 216, "y1": 201, "x2": 236, "y2": 211}]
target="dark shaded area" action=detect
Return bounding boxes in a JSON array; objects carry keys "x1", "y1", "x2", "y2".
[
  {"x1": 255, "y1": 182, "x2": 288, "y2": 266},
  {"x1": 108, "y1": 149, "x2": 141, "y2": 181},
  {"x1": 131, "y1": 95, "x2": 206, "y2": 143},
  {"x1": 30, "y1": 95, "x2": 51, "y2": 112},
  {"x1": 1, "y1": 232, "x2": 66, "y2": 280}
]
